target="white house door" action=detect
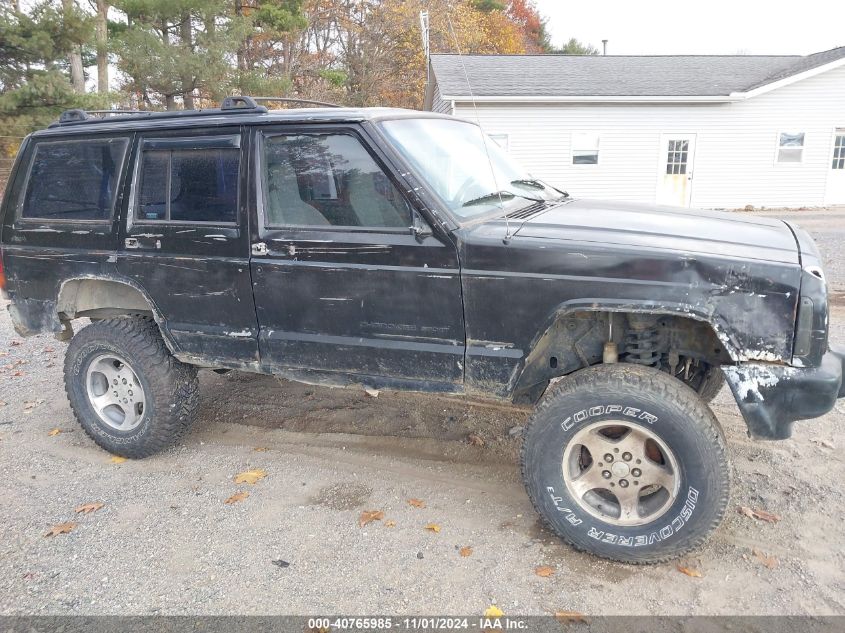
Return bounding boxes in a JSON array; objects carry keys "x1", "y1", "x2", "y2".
[
  {"x1": 825, "y1": 129, "x2": 845, "y2": 205},
  {"x1": 657, "y1": 134, "x2": 697, "y2": 207}
]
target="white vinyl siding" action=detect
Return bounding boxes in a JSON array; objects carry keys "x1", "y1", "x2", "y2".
[{"x1": 450, "y1": 63, "x2": 845, "y2": 208}]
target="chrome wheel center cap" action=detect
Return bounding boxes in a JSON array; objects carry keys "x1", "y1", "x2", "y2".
[{"x1": 611, "y1": 462, "x2": 630, "y2": 477}]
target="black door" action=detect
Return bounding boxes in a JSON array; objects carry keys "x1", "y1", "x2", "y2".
[
  {"x1": 117, "y1": 128, "x2": 259, "y2": 369},
  {"x1": 249, "y1": 124, "x2": 465, "y2": 389}
]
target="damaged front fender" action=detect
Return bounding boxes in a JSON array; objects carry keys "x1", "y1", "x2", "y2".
[{"x1": 723, "y1": 347, "x2": 845, "y2": 439}]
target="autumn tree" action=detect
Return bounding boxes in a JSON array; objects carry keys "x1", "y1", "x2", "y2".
[{"x1": 547, "y1": 36, "x2": 599, "y2": 55}]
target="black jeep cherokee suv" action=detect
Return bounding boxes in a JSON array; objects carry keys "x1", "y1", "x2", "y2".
[{"x1": 2, "y1": 96, "x2": 843, "y2": 563}]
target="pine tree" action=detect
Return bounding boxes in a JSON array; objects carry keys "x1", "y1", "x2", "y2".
[{"x1": 112, "y1": 0, "x2": 242, "y2": 109}]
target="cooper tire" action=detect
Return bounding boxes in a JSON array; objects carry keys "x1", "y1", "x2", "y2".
[
  {"x1": 521, "y1": 364, "x2": 729, "y2": 563},
  {"x1": 64, "y1": 317, "x2": 199, "y2": 458}
]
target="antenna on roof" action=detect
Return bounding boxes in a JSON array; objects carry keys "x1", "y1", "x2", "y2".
[{"x1": 444, "y1": 13, "x2": 511, "y2": 243}]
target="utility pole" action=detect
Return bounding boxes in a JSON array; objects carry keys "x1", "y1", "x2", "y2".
[
  {"x1": 602, "y1": 39, "x2": 608, "y2": 55},
  {"x1": 420, "y1": 11, "x2": 430, "y2": 85}
]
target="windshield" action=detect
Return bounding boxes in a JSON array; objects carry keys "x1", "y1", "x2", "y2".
[{"x1": 379, "y1": 118, "x2": 563, "y2": 220}]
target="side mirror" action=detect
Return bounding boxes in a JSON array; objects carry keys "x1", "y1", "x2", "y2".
[{"x1": 410, "y1": 211, "x2": 433, "y2": 241}]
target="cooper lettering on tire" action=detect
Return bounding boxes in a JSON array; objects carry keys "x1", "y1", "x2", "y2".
[{"x1": 521, "y1": 364, "x2": 729, "y2": 563}]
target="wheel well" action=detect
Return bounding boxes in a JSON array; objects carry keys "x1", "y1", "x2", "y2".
[
  {"x1": 514, "y1": 311, "x2": 733, "y2": 400},
  {"x1": 58, "y1": 279, "x2": 154, "y2": 320}
]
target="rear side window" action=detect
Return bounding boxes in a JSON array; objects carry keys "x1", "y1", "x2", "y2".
[
  {"x1": 20, "y1": 138, "x2": 128, "y2": 221},
  {"x1": 136, "y1": 138, "x2": 240, "y2": 224}
]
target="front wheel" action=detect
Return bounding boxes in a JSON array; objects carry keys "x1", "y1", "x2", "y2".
[{"x1": 521, "y1": 364, "x2": 729, "y2": 563}]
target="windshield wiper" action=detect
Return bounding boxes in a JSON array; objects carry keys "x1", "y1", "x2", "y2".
[
  {"x1": 462, "y1": 190, "x2": 543, "y2": 207},
  {"x1": 510, "y1": 178, "x2": 546, "y2": 190}
]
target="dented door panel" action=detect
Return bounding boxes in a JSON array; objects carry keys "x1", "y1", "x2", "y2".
[{"x1": 116, "y1": 128, "x2": 259, "y2": 368}]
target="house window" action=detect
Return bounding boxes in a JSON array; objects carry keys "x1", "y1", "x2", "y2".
[
  {"x1": 572, "y1": 133, "x2": 600, "y2": 165},
  {"x1": 665, "y1": 139, "x2": 690, "y2": 175},
  {"x1": 777, "y1": 132, "x2": 805, "y2": 163},
  {"x1": 833, "y1": 132, "x2": 845, "y2": 170},
  {"x1": 488, "y1": 134, "x2": 509, "y2": 151}
]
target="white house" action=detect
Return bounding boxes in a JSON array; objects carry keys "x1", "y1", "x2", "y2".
[{"x1": 424, "y1": 48, "x2": 845, "y2": 208}]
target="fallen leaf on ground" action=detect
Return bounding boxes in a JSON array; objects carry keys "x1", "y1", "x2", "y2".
[
  {"x1": 677, "y1": 565, "x2": 703, "y2": 578},
  {"x1": 424, "y1": 523, "x2": 441, "y2": 533},
  {"x1": 44, "y1": 522, "x2": 77, "y2": 537},
  {"x1": 74, "y1": 502, "x2": 104, "y2": 514},
  {"x1": 535, "y1": 565, "x2": 554, "y2": 577},
  {"x1": 407, "y1": 498, "x2": 425, "y2": 509},
  {"x1": 12, "y1": 371, "x2": 24, "y2": 377},
  {"x1": 384, "y1": 520, "x2": 396, "y2": 528},
  {"x1": 23, "y1": 402, "x2": 37, "y2": 410},
  {"x1": 253, "y1": 446, "x2": 268, "y2": 452},
  {"x1": 271, "y1": 559, "x2": 290, "y2": 568},
  {"x1": 459, "y1": 546, "x2": 473, "y2": 557},
  {"x1": 737, "y1": 506, "x2": 781, "y2": 523},
  {"x1": 752, "y1": 548, "x2": 779, "y2": 569},
  {"x1": 554, "y1": 611, "x2": 588, "y2": 624},
  {"x1": 0, "y1": 401, "x2": 6, "y2": 407},
  {"x1": 47, "y1": 428, "x2": 61, "y2": 437},
  {"x1": 484, "y1": 606, "x2": 504, "y2": 617},
  {"x1": 109, "y1": 456, "x2": 127, "y2": 464},
  {"x1": 811, "y1": 438, "x2": 835, "y2": 449},
  {"x1": 234, "y1": 469, "x2": 267, "y2": 484},
  {"x1": 467, "y1": 433, "x2": 484, "y2": 446},
  {"x1": 43, "y1": 347, "x2": 55, "y2": 353},
  {"x1": 359, "y1": 510, "x2": 384, "y2": 527},
  {"x1": 225, "y1": 491, "x2": 250, "y2": 505},
  {"x1": 10, "y1": 341, "x2": 21, "y2": 346},
  {"x1": 364, "y1": 387, "x2": 380, "y2": 398}
]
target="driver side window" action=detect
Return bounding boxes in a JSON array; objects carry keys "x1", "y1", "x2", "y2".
[{"x1": 262, "y1": 132, "x2": 410, "y2": 229}]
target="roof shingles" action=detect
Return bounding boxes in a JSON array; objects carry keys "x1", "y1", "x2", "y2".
[{"x1": 430, "y1": 47, "x2": 845, "y2": 98}]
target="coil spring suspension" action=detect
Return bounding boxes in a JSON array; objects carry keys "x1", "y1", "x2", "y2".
[{"x1": 625, "y1": 326, "x2": 661, "y2": 366}]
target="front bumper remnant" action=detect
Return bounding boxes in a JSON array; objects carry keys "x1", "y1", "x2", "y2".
[{"x1": 723, "y1": 346, "x2": 845, "y2": 440}]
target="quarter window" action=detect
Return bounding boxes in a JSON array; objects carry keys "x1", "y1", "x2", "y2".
[
  {"x1": 21, "y1": 138, "x2": 128, "y2": 221},
  {"x1": 777, "y1": 132, "x2": 805, "y2": 163},
  {"x1": 572, "y1": 133, "x2": 600, "y2": 165},
  {"x1": 137, "y1": 142, "x2": 239, "y2": 223},
  {"x1": 262, "y1": 133, "x2": 409, "y2": 228},
  {"x1": 833, "y1": 132, "x2": 845, "y2": 170}
]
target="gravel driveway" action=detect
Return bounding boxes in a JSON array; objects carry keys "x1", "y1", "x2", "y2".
[{"x1": 1, "y1": 209, "x2": 844, "y2": 616}]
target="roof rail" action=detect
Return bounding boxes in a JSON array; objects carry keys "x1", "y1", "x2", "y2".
[
  {"x1": 50, "y1": 95, "x2": 340, "y2": 128},
  {"x1": 252, "y1": 96, "x2": 341, "y2": 108}
]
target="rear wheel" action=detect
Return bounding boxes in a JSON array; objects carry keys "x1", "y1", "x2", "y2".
[
  {"x1": 521, "y1": 364, "x2": 729, "y2": 563},
  {"x1": 64, "y1": 317, "x2": 199, "y2": 458}
]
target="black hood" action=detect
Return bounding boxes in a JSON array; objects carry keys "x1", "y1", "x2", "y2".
[{"x1": 508, "y1": 198, "x2": 799, "y2": 265}]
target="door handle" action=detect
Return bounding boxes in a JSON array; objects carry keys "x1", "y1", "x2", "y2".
[
  {"x1": 252, "y1": 242, "x2": 268, "y2": 256},
  {"x1": 125, "y1": 238, "x2": 140, "y2": 249}
]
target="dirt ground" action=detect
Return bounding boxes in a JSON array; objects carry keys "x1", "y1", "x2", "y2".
[{"x1": 1, "y1": 209, "x2": 844, "y2": 616}]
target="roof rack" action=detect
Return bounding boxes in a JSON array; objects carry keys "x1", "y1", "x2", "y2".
[
  {"x1": 251, "y1": 97, "x2": 341, "y2": 108},
  {"x1": 50, "y1": 95, "x2": 337, "y2": 128}
]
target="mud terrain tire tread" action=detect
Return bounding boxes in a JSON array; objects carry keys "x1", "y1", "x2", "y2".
[
  {"x1": 521, "y1": 363, "x2": 729, "y2": 564},
  {"x1": 64, "y1": 317, "x2": 199, "y2": 458}
]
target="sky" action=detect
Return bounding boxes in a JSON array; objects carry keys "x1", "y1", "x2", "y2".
[{"x1": 535, "y1": 0, "x2": 845, "y2": 56}]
